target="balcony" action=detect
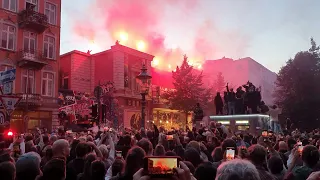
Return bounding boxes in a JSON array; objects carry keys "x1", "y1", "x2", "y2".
[
  {"x1": 18, "y1": 9, "x2": 48, "y2": 33},
  {"x1": 16, "y1": 93, "x2": 43, "y2": 109},
  {"x1": 16, "y1": 50, "x2": 48, "y2": 70}
]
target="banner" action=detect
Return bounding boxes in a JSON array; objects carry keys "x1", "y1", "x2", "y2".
[{"x1": 58, "y1": 89, "x2": 76, "y2": 106}]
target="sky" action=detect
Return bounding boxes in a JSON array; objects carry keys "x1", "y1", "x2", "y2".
[{"x1": 60, "y1": 0, "x2": 320, "y2": 73}]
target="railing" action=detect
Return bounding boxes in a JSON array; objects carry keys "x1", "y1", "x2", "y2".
[
  {"x1": 16, "y1": 93, "x2": 42, "y2": 106},
  {"x1": 18, "y1": 9, "x2": 48, "y2": 25},
  {"x1": 17, "y1": 49, "x2": 46, "y2": 63}
]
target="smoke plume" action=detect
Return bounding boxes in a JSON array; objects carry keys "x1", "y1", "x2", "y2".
[{"x1": 70, "y1": 0, "x2": 249, "y2": 71}]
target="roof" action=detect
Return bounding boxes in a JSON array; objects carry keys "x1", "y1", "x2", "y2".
[{"x1": 60, "y1": 50, "x2": 91, "y2": 58}]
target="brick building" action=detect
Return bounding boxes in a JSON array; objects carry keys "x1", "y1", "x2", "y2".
[
  {"x1": 60, "y1": 43, "x2": 154, "y2": 128},
  {"x1": 0, "y1": 0, "x2": 61, "y2": 132}
]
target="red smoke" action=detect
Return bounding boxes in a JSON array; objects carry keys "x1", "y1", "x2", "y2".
[{"x1": 71, "y1": 0, "x2": 247, "y2": 71}]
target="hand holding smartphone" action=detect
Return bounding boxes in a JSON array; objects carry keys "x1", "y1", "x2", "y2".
[
  {"x1": 226, "y1": 147, "x2": 235, "y2": 161},
  {"x1": 144, "y1": 156, "x2": 179, "y2": 177}
]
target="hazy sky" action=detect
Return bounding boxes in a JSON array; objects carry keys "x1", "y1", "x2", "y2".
[{"x1": 61, "y1": 0, "x2": 320, "y2": 73}]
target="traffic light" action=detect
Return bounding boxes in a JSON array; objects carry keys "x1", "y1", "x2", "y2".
[
  {"x1": 7, "y1": 130, "x2": 13, "y2": 136},
  {"x1": 89, "y1": 104, "x2": 98, "y2": 121}
]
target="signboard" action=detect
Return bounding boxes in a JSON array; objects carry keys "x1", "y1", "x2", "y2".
[
  {"x1": 2, "y1": 82, "x2": 13, "y2": 94},
  {"x1": 0, "y1": 95, "x2": 22, "y2": 115},
  {"x1": 0, "y1": 69, "x2": 16, "y2": 84},
  {"x1": 0, "y1": 111, "x2": 6, "y2": 125},
  {"x1": 58, "y1": 89, "x2": 76, "y2": 106}
]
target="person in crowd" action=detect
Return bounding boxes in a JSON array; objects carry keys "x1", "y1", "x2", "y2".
[
  {"x1": 37, "y1": 158, "x2": 66, "y2": 180},
  {"x1": 77, "y1": 153, "x2": 97, "y2": 180},
  {"x1": 110, "y1": 159, "x2": 125, "y2": 178},
  {"x1": 285, "y1": 145, "x2": 320, "y2": 180},
  {"x1": 90, "y1": 160, "x2": 106, "y2": 180},
  {"x1": 52, "y1": 139, "x2": 70, "y2": 160},
  {"x1": 215, "y1": 159, "x2": 261, "y2": 180},
  {"x1": 66, "y1": 142, "x2": 89, "y2": 180},
  {"x1": 248, "y1": 144, "x2": 277, "y2": 180},
  {"x1": 15, "y1": 152, "x2": 41, "y2": 180},
  {"x1": 154, "y1": 144, "x2": 165, "y2": 156},
  {"x1": 226, "y1": 83, "x2": 236, "y2": 115},
  {"x1": 214, "y1": 92, "x2": 224, "y2": 115},
  {"x1": 194, "y1": 161, "x2": 217, "y2": 180},
  {"x1": 0, "y1": 161, "x2": 16, "y2": 180},
  {"x1": 109, "y1": 146, "x2": 145, "y2": 180},
  {"x1": 137, "y1": 138, "x2": 153, "y2": 156},
  {"x1": 235, "y1": 86, "x2": 245, "y2": 114}
]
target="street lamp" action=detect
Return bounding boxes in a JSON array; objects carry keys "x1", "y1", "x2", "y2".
[{"x1": 136, "y1": 63, "x2": 152, "y2": 129}]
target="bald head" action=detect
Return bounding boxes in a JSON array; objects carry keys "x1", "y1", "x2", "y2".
[{"x1": 52, "y1": 139, "x2": 70, "y2": 158}]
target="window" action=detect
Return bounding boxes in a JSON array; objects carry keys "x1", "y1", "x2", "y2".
[
  {"x1": 42, "y1": 72, "x2": 54, "y2": 96},
  {"x1": 22, "y1": 69, "x2": 35, "y2": 93},
  {"x1": 45, "y1": 2, "x2": 56, "y2": 25},
  {"x1": 3, "y1": 0, "x2": 17, "y2": 12},
  {"x1": 1, "y1": 24, "x2": 15, "y2": 51},
  {"x1": 63, "y1": 77, "x2": 69, "y2": 89},
  {"x1": 26, "y1": 0, "x2": 37, "y2": 11},
  {"x1": 23, "y1": 31, "x2": 36, "y2": 54},
  {"x1": 44, "y1": 35, "x2": 55, "y2": 59}
]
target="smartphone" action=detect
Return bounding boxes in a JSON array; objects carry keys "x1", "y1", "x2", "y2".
[
  {"x1": 144, "y1": 156, "x2": 179, "y2": 177},
  {"x1": 226, "y1": 147, "x2": 235, "y2": 161},
  {"x1": 166, "y1": 135, "x2": 174, "y2": 141},
  {"x1": 116, "y1": 151, "x2": 122, "y2": 158}
]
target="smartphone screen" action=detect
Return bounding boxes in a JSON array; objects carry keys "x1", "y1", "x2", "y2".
[
  {"x1": 166, "y1": 135, "x2": 173, "y2": 141},
  {"x1": 226, "y1": 148, "x2": 235, "y2": 161},
  {"x1": 145, "y1": 157, "x2": 178, "y2": 176},
  {"x1": 116, "y1": 151, "x2": 122, "y2": 158}
]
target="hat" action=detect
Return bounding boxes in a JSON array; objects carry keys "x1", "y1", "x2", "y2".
[{"x1": 16, "y1": 152, "x2": 41, "y2": 174}]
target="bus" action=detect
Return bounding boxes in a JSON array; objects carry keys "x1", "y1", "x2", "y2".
[{"x1": 206, "y1": 114, "x2": 282, "y2": 135}]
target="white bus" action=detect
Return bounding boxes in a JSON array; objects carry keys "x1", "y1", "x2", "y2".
[{"x1": 206, "y1": 114, "x2": 282, "y2": 135}]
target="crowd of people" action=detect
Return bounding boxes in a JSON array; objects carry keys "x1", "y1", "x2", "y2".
[
  {"x1": 214, "y1": 81, "x2": 270, "y2": 115},
  {"x1": 1, "y1": 123, "x2": 320, "y2": 180}
]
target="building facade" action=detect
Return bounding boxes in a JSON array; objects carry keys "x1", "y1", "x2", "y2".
[
  {"x1": 202, "y1": 57, "x2": 277, "y2": 105},
  {"x1": 60, "y1": 43, "x2": 154, "y2": 128},
  {"x1": 0, "y1": 0, "x2": 61, "y2": 132}
]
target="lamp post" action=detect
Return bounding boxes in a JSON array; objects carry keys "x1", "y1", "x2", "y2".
[{"x1": 136, "y1": 64, "x2": 152, "y2": 129}]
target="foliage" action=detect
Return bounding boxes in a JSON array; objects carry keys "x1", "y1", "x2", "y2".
[
  {"x1": 162, "y1": 55, "x2": 212, "y2": 115},
  {"x1": 274, "y1": 38, "x2": 320, "y2": 130},
  {"x1": 213, "y1": 72, "x2": 226, "y2": 93}
]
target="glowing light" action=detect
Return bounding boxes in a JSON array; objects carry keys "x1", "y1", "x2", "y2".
[
  {"x1": 168, "y1": 64, "x2": 172, "y2": 69},
  {"x1": 119, "y1": 32, "x2": 128, "y2": 42},
  {"x1": 7, "y1": 131, "x2": 13, "y2": 136},
  {"x1": 198, "y1": 64, "x2": 202, "y2": 69},
  {"x1": 136, "y1": 40, "x2": 146, "y2": 51},
  {"x1": 188, "y1": 60, "x2": 194, "y2": 66},
  {"x1": 152, "y1": 58, "x2": 160, "y2": 67},
  {"x1": 166, "y1": 121, "x2": 169, "y2": 124},
  {"x1": 152, "y1": 121, "x2": 155, "y2": 123},
  {"x1": 160, "y1": 120, "x2": 162, "y2": 123}
]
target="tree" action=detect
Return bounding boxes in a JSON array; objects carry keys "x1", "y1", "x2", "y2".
[
  {"x1": 162, "y1": 55, "x2": 212, "y2": 125},
  {"x1": 274, "y1": 38, "x2": 320, "y2": 130},
  {"x1": 213, "y1": 72, "x2": 226, "y2": 93}
]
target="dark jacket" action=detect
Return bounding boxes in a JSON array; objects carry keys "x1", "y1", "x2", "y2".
[{"x1": 66, "y1": 158, "x2": 85, "y2": 180}]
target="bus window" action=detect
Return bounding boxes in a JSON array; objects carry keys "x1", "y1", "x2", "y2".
[
  {"x1": 235, "y1": 120, "x2": 249, "y2": 131},
  {"x1": 217, "y1": 121, "x2": 230, "y2": 129}
]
